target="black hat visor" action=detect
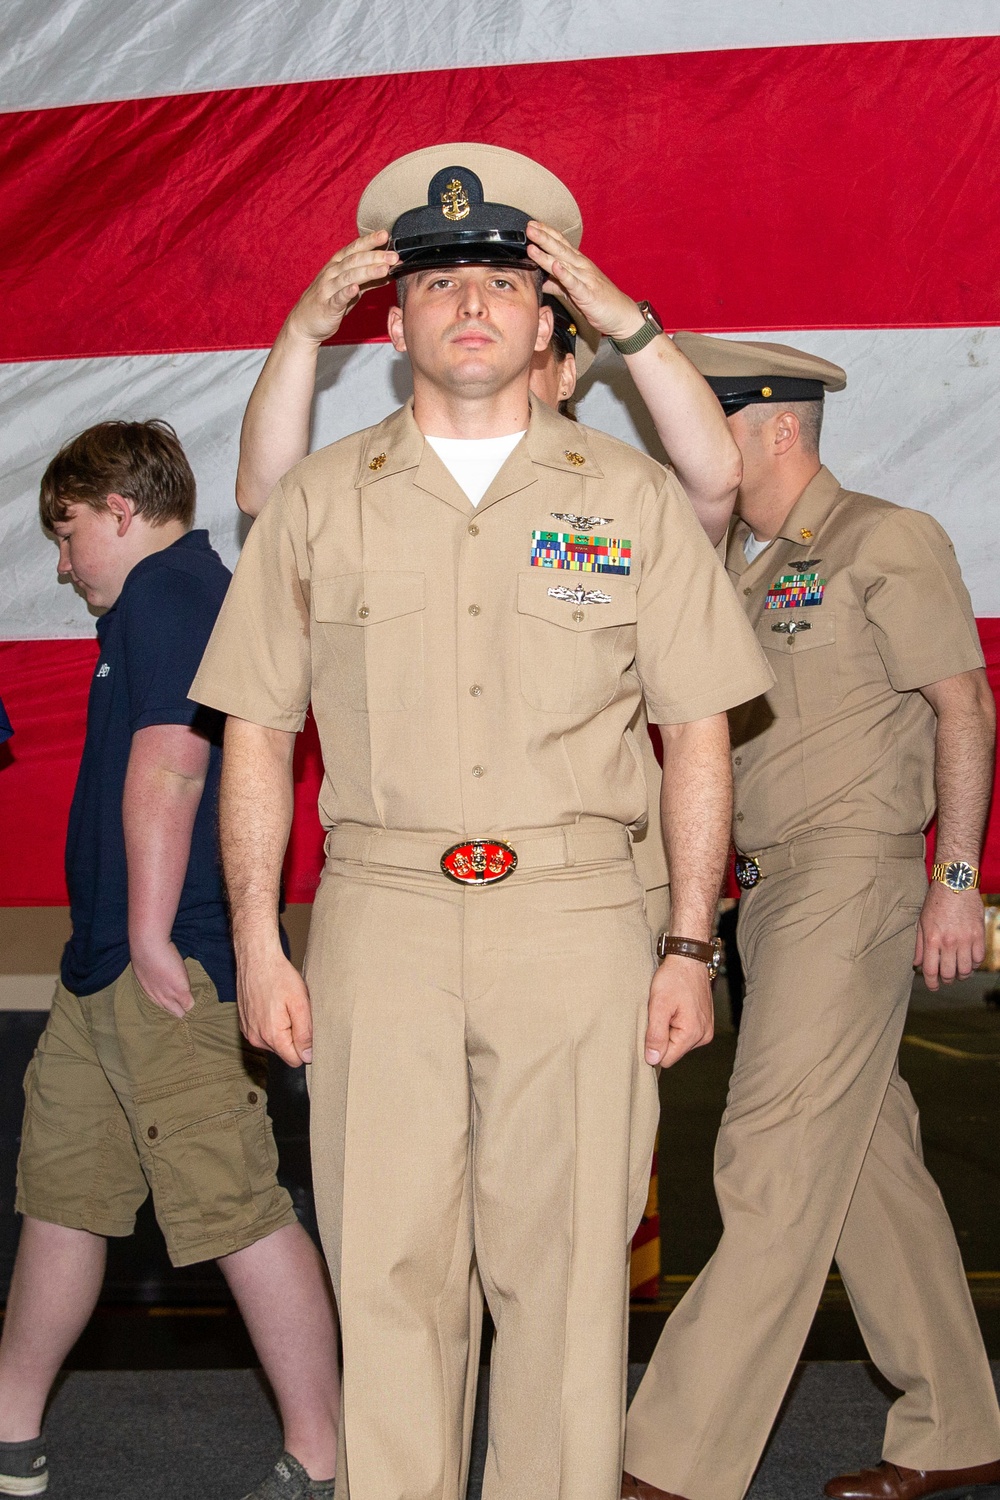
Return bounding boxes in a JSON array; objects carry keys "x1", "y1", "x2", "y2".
[{"x1": 707, "y1": 374, "x2": 826, "y2": 416}]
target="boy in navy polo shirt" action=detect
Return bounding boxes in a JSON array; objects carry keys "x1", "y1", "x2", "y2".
[{"x1": 0, "y1": 422, "x2": 338, "y2": 1500}]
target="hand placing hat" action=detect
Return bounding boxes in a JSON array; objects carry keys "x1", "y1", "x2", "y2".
[
  {"x1": 526, "y1": 220, "x2": 652, "y2": 349},
  {"x1": 284, "y1": 231, "x2": 400, "y2": 348}
]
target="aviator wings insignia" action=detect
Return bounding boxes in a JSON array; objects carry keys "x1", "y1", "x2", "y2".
[{"x1": 550, "y1": 512, "x2": 612, "y2": 529}]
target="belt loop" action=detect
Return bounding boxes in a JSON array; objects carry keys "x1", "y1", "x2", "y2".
[
  {"x1": 362, "y1": 832, "x2": 374, "y2": 868},
  {"x1": 562, "y1": 827, "x2": 575, "y2": 867}
]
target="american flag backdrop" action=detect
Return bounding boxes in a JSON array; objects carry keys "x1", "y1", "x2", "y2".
[{"x1": 3, "y1": 0, "x2": 1000, "y2": 915}]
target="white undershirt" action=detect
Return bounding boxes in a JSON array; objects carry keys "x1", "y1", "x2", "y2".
[
  {"x1": 743, "y1": 531, "x2": 772, "y2": 564},
  {"x1": 425, "y1": 432, "x2": 525, "y2": 507}
]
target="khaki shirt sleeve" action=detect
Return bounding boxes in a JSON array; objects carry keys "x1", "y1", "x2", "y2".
[
  {"x1": 190, "y1": 481, "x2": 312, "y2": 730},
  {"x1": 636, "y1": 472, "x2": 774, "y2": 724},
  {"x1": 858, "y1": 509, "x2": 984, "y2": 692}
]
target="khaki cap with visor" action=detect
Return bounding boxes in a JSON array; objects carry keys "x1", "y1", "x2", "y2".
[
  {"x1": 673, "y1": 331, "x2": 847, "y2": 415},
  {"x1": 357, "y1": 142, "x2": 582, "y2": 275}
]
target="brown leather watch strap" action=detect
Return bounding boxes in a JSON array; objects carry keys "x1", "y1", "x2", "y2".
[{"x1": 656, "y1": 933, "x2": 723, "y2": 980}]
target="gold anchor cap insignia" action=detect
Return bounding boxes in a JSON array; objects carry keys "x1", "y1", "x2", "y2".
[
  {"x1": 800, "y1": 528, "x2": 813, "y2": 540},
  {"x1": 564, "y1": 451, "x2": 585, "y2": 466},
  {"x1": 441, "y1": 178, "x2": 470, "y2": 222},
  {"x1": 368, "y1": 452, "x2": 387, "y2": 471}
]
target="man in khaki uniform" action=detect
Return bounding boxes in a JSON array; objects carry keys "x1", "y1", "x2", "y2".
[
  {"x1": 190, "y1": 146, "x2": 771, "y2": 1500},
  {"x1": 624, "y1": 334, "x2": 1000, "y2": 1500}
]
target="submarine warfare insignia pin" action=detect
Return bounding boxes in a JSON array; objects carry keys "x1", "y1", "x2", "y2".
[
  {"x1": 550, "y1": 513, "x2": 612, "y2": 529},
  {"x1": 771, "y1": 619, "x2": 812, "y2": 635},
  {"x1": 547, "y1": 584, "x2": 613, "y2": 606}
]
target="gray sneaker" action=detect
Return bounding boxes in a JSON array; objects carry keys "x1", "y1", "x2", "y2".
[
  {"x1": 0, "y1": 1436, "x2": 48, "y2": 1495},
  {"x1": 240, "y1": 1452, "x2": 335, "y2": 1500}
]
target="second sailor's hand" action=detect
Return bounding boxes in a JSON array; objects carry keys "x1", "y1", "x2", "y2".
[
  {"x1": 526, "y1": 219, "x2": 645, "y2": 342},
  {"x1": 285, "y1": 231, "x2": 399, "y2": 345}
]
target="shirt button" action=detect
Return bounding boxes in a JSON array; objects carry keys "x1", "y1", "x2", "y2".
[
  {"x1": 468, "y1": 523, "x2": 480, "y2": 537},
  {"x1": 572, "y1": 610, "x2": 585, "y2": 622},
  {"x1": 734, "y1": 755, "x2": 742, "y2": 766},
  {"x1": 247, "y1": 1091, "x2": 258, "y2": 1105},
  {"x1": 468, "y1": 604, "x2": 481, "y2": 616},
  {"x1": 471, "y1": 764, "x2": 486, "y2": 778},
  {"x1": 147, "y1": 1125, "x2": 158, "y2": 1140},
  {"x1": 743, "y1": 587, "x2": 752, "y2": 596},
  {"x1": 469, "y1": 685, "x2": 483, "y2": 697},
  {"x1": 358, "y1": 605, "x2": 370, "y2": 619},
  {"x1": 736, "y1": 812, "x2": 745, "y2": 823}
]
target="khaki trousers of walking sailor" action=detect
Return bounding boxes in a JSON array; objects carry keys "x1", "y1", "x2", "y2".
[
  {"x1": 625, "y1": 842, "x2": 1000, "y2": 1500},
  {"x1": 306, "y1": 827, "x2": 660, "y2": 1500}
]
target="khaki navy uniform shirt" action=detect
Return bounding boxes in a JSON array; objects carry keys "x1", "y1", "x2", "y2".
[
  {"x1": 192, "y1": 396, "x2": 772, "y2": 839},
  {"x1": 727, "y1": 466, "x2": 984, "y2": 851}
]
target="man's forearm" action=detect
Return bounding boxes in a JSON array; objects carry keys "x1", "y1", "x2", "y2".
[
  {"x1": 923, "y1": 668, "x2": 996, "y2": 860},
  {"x1": 625, "y1": 336, "x2": 742, "y2": 544},
  {"x1": 236, "y1": 325, "x2": 319, "y2": 518},
  {"x1": 124, "y1": 725, "x2": 209, "y2": 953},
  {"x1": 657, "y1": 713, "x2": 733, "y2": 939},
  {"x1": 220, "y1": 717, "x2": 297, "y2": 956}
]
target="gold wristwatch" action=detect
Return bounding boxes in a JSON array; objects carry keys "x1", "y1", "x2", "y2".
[
  {"x1": 931, "y1": 860, "x2": 980, "y2": 893},
  {"x1": 656, "y1": 933, "x2": 723, "y2": 980}
]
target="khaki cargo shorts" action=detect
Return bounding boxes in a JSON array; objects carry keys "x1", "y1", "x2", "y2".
[{"x1": 16, "y1": 959, "x2": 296, "y2": 1266}]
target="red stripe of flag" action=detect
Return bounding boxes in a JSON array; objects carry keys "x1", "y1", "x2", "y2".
[{"x1": 2, "y1": 37, "x2": 1000, "y2": 362}]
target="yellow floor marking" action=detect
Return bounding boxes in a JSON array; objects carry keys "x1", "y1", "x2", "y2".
[{"x1": 902, "y1": 1034, "x2": 1000, "y2": 1062}]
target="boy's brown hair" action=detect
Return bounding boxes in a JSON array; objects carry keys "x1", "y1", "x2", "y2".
[{"x1": 39, "y1": 419, "x2": 196, "y2": 531}]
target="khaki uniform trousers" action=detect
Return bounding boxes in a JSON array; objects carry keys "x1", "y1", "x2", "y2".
[
  {"x1": 625, "y1": 837, "x2": 1000, "y2": 1500},
  {"x1": 305, "y1": 824, "x2": 661, "y2": 1500}
]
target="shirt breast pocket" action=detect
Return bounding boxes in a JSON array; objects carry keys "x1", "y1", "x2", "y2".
[
  {"x1": 517, "y1": 572, "x2": 638, "y2": 714},
  {"x1": 312, "y1": 571, "x2": 425, "y2": 712},
  {"x1": 759, "y1": 609, "x2": 840, "y2": 717}
]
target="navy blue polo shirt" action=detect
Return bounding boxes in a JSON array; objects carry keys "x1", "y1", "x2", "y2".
[{"x1": 61, "y1": 530, "x2": 237, "y2": 1002}]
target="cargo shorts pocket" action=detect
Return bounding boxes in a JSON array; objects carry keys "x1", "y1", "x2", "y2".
[
  {"x1": 517, "y1": 572, "x2": 638, "y2": 713},
  {"x1": 135, "y1": 1074, "x2": 280, "y2": 1261},
  {"x1": 313, "y1": 571, "x2": 425, "y2": 711}
]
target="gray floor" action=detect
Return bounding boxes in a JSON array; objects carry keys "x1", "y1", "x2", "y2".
[{"x1": 40, "y1": 1361, "x2": 1000, "y2": 1500}]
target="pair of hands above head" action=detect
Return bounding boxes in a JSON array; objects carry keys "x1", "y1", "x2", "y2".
[{"x1": 283, "y1": 223, "x2": 646, "y2": 348}]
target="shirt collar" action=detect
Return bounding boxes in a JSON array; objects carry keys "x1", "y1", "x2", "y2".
[
  {"x1": 356, "y1": 394, "x2": 605, "y2": 513},
  {"x1": 727, "y1": 466, "x2": 842, "y2": 576}
]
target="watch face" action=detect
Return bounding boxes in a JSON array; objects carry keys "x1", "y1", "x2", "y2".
[
  {"x1": 945, "y1": 860, "x2": 977, "y2": 891},
  {"x1": 639, "y1": 300, "x2": 664, "y2": 334}
]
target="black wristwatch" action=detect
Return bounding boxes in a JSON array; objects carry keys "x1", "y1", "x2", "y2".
[{"x1": 610, "y1": 301, "x2": 664, "y2": 356}]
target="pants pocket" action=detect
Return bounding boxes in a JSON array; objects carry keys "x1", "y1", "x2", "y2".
[{"x1": 135, "y1": 1074, "x2": 277, "y2": 1259}]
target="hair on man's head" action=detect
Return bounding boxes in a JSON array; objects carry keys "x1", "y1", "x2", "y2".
[
  {"x1": 739, "y1": 398, "x2": 824, "y2": 456},
  {"x1": 39, "y1": 420, "x2": 196, "y2": 532}
]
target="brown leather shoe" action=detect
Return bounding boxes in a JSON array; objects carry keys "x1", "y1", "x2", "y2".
[
  {"x1": 824, "y1": 1458, "x2": 1000, "y2": 1500},
  {"x1": 621, "y1": 1471, "x2": 691, "y2": 1500}
]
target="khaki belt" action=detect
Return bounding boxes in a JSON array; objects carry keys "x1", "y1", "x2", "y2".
[
  {"x1": 736, "y1": 831, "x2": 924, "y2": 888},
  {"x1": 326, "y1": 820, "x2": 632, "y2": 877}
]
